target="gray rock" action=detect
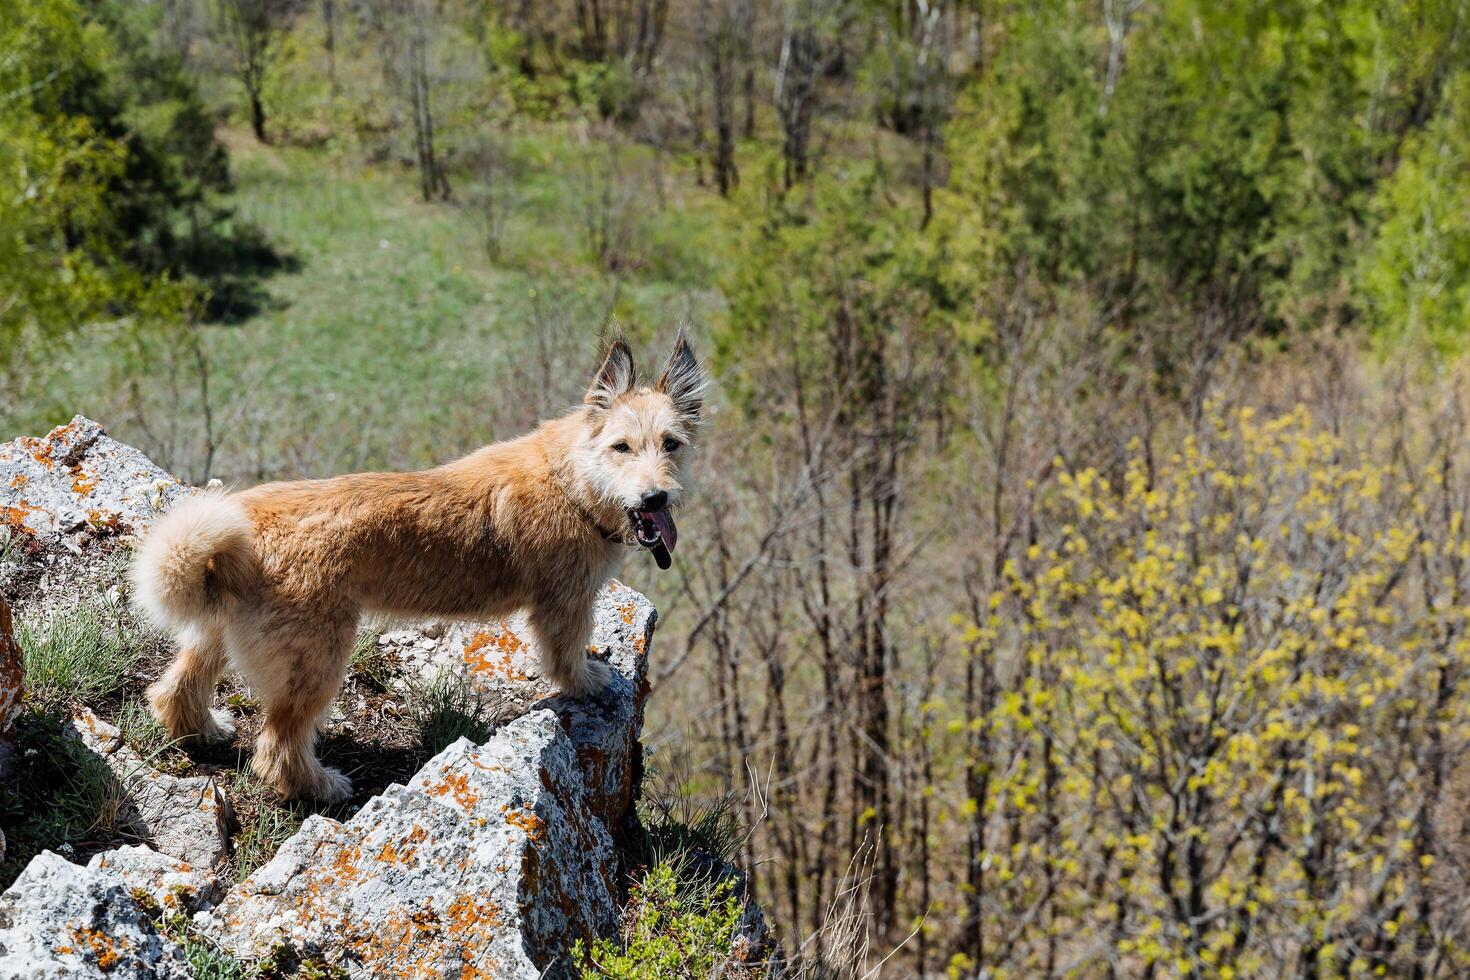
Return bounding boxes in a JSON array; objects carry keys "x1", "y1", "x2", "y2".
[
  {"x1": 87, "y1": 845, "x2": 225, "y2": 916},
  {"x1": 69, "y1": 707, "x2": 233, "y2": 868},
  {"x1": 199, "y1": 710, "x2": 618, "y2": 979},
  {"x1": 381, "y1": 581, "x2": 657, "y2": 834},
  {"x1": 0, "y1": 416, "x2": 188, "y2": 547},
  {"x1": 0, "y1": 851, "x2": 191, "y2": 979}
]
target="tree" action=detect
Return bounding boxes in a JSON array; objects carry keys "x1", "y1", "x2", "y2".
[
  {"x1": 218, "y1": 0, "x2": 291, "y2": 142},
  {"x1": 697, "y1": 0, "x2": 753, "y2": 196}
]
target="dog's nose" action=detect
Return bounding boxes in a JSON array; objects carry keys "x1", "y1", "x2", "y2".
[{"x1": 641, "y1": 490, "x2": 669, "y2": 511}]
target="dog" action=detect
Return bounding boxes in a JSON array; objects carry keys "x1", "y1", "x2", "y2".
[{"x1": 131, "y1": 334, "x2": 705, "y2": 801}]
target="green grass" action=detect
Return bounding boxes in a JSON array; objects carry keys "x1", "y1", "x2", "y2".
[
  {"x1": 4, "y1": 124, "x2": 730, "y2": 485},
  {"x1": 347, "y1": 630, "x2": 398, "y2": 692},
  {"x1": 17, "y1": 605, "x2": 141, "y2": 710},
  {"x1": 407, "y1": 670, "x2": 497, "y2": 757},
  {"x1": 231, "y1": 777, "x2": 306, "y2": 883},
  {"x1": 0, "y1": 708, "x2": 135, "y2": 888}
]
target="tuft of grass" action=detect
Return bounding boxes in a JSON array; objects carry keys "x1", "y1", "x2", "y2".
[
  {"x1": 0, "y1": 707, "x2": 137, "y2": 888},
  {"x1": 115, "y1": 697, "x2": 191, "y2": 775},
  {"x1": 17, "y1": 605, "x2": 141, "y2": 709},
  {"x1": 407, "y1": 671, "x2": 496, "y2": 757},
  {"x1": 232, "y1": 778, "x2": 306, "y2": 883},
  {"x1": 636, "y1": 780, "x2": 745, "y2": 874},
  {"x1": 347, "y1": 630, "x2": 398, "y2": 692}
]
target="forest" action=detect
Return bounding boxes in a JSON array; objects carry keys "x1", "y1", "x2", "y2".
[{"x1": 5, "y1": 0, "x2": 1470, "y2": 975}]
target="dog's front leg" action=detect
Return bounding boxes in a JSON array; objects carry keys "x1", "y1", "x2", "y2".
[{"x1": 528, "y1": 594, "x2": 612, "y2": 698}]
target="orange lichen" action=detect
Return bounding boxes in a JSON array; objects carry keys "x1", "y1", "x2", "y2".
[
  {"x1": 8, "y1": 474, "x2": 25, "y2": 489},
  {"x1": 461, "y1": 628, "x2": 530, "y2": 680},
  {"x1": 426, "y1": 770, "x2": 480, "y2": 810},
  {"x1": 619, "y1": 603, "x2": 636, "y2": 624},
  {"x1": 66, "y1": 925, "x2": 128, "y2": 971},
  {"x1": 503, "y1": 805, "x2": 547, "y2": 844}
]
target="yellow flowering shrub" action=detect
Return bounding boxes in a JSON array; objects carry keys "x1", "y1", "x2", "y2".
[{"x1": 956, "y1": 405, "x2": 1470, "y2": 977}]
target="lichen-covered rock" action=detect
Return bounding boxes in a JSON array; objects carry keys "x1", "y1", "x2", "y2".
[
  {"x1": 379, "y1": 582, "x2": 656, "y2": 836},
  {"x1": 0, "y1": 416, "x2": 190, "y2": 624},
  {"x1": 0, "y1": 599, "x2": 22, "y2": 779},
  {"x1": 199, "y1": 709, "x2": 618, "y2": 979},
  {"x1": 0, "y1": 416, "x2": 187, "y2": 548},
  {"x1": 0, "y1": 851, "x2": 191, "y2": 979},
  {"x1": 69, "y1": 707, "x2": 233, "y2": 868},
  {"x1": 87, "y1": 845, "x2": 224, "y2": 916}
]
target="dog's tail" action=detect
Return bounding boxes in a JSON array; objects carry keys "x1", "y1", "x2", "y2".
[{"x1": 131, "y1": 492, "x2": 256, "y2": 631}]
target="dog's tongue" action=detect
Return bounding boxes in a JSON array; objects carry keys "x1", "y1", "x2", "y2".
[
  {"x1": 636, "y1": 510, "x2": 677, "y2": 570},
  {"x1": 649, "y1": 510, "x2": 678, "y2": 553}
]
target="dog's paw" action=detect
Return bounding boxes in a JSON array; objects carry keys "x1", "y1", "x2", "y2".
[
  {"x1": 311, "y1": 766, "x2": 353, "y2": 804},
  {"x1": 200, "y1": 708, "x2": 237, "y2": 745},
  {"x1": 559, "y1": 658, "x2": 613, "y2": 699}
]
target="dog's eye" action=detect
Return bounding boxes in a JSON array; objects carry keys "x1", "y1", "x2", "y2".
[
  {"x1": 612, "y1": 442, "x2": 632, "y2": 454},
  {"x1": 662, "y1": 438, "x2": 682, "y2": 453}
]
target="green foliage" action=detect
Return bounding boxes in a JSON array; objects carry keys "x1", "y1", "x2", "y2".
[
  {"x1": 232, "y1": 794, "x2": 304, "y2": 882},
  {"x1": 636, "y1": 780, "x2": 744, "y2": 871},
  {"x1": 347, "y1": 631, "x2": 398, "y2": 692},
  {"x1": 574, "y1": 861, "x2": 749, "y2": 979},
  {"x1": 17, "y1": 604, "x2": 141, "y2": 710},
  {"x1": 939, "y1": 0, "x2": 1470, "y2": 346},
  {"x1": 0, "y1": 0, "x2": 184, "y2": 352},
  {"x1": 1361, "y1": 71, "x2": 1470, "y2": 353}
]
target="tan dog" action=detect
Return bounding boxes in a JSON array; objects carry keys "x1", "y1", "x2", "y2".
[{"x1": 131, "y1": 335, "x2": 705, "y2": 801}]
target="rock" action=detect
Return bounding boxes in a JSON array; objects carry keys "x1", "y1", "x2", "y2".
[
  {"x1": 0, "y1": 416, "x2": 190, "y2": 624},
  {"x1": 0, "y1": 851, "x2": 191, "y2": 979},
  {"x1": 87, "y1": 845, "x2": 224, "y2": 916},
  {"x1": 199, "y1": 710, "x2": 619, "y2": 979},
  {"x1": 68, "y1": 707, "x2": 233, "y2": 868},
  {"x1": 0, "y1": 416, "x2": 188, "y2": 548},
  {"x1": 0, "y1": 599, "x2": 22, "y2": 779},
  {"x1": 381, "y1": 581, "x2": 657, "y2": 837}
]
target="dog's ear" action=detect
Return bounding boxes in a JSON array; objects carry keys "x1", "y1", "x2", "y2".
[
  {"x1": 585, "y1": 337, "x2": 637, "y2": 409},
  {"x1": 655, "y1": 329, "x2": 708, "y2": 423}
]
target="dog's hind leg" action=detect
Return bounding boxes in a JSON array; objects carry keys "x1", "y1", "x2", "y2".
[
  {"x1": 147, "y1": 624, "x2": 235, "y2": 745},
  {"x1": 529, "y1": 595, "x2": 611, "y2": 699},
  {"x1": 233, "y1": 609, "x2": 355, "y2": 802}
]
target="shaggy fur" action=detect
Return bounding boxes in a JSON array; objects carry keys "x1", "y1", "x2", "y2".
[{"x1": 132, "y1": 336, "x2": 705, "y2": 800}]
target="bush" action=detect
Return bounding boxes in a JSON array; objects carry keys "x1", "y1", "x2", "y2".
[
  {"x1": 950, "y1": 403, "x2": 1470, "y2": 974},
  {"x1": 575, "y1": 860, "x2": 753, "y2": 979}
]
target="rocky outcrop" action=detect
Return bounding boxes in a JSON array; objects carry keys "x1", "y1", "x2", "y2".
[
  {"x1": 0, "y1": 417, "x2": 779, "y2": 978},
  {"x1": 199, "y1": 711, "x2": 619, "y2": 977},
  {"x1": 85, "y1": 846, "x2": 225, "y2": 916},
  {"x1": 0, "y1": 415, "x2": 187, "y2": 550},
  {"x1": 377, "y1": 583, "x2": 656, "y2": 838},
  {"x1": 68, "y1": 708, "x2": 233, "y2": 869},
  {"x1": 0, "y1": 851, "x2": 192, "y2": 979}
]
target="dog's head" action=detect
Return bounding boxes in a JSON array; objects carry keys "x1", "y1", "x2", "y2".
[{"x1": 576, "y1": 331, "x2": 708, "y2": 569}]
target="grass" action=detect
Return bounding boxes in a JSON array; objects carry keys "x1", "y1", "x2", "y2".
[
  {"x1": 407, "y1": 670, "x2": 497, "y2": 757},
  {"x1": 16, "y1": 604, "x2": 141, "y2": 710},
  {"x1": 0, "y1": 707, "x2": 137, "y2": 888},
  {"x1": 347, "y1": 630, "x2": 398, "y2": 692},
  {"x1": 231, "y1": 770, "x2": 307, "y2": 883},
  {"x1": 2, "y1": 123, "x2": 730, "y2": 486}
]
